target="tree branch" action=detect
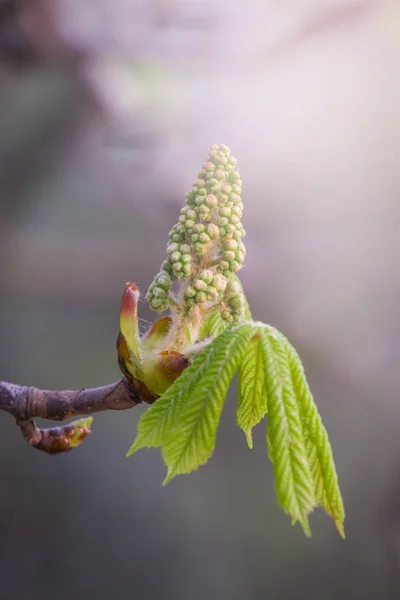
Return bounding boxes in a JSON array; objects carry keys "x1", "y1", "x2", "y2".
[{"x1": 0, "y1": 378, "x2": 155, "y2": 455}]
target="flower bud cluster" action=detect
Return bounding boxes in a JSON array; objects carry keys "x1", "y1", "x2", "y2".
[
  {"x1": 221, "y1": 279, "x2": 245, "y2": 323},
  {"x1": 183, "y1": 269, "x2": 224, "y2": 307},
  {"x1": 146, "y1": 271, "x2": 172, "y2": 312},
  {"x1": 146, "y1": 144, "x2": 246, "y2": 321}
]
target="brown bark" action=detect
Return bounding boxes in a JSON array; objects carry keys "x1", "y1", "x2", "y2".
[{"x1": 0, "y1": 378, "x2": 154, "y2": 454}]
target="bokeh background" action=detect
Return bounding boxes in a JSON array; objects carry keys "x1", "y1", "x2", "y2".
[{"x1": 1, "y1": 1, "x2": 400, "y2": 598}]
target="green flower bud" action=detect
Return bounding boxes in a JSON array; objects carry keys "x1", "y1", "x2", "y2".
[
  {"x1": 171, "y1": 233, "x2": 183, "y2": 243},
  {"x1": 226, "y1": 224, "x2": 236, "y2": 235},
  {"x1": 167, "y1": 243, "x2": 180, "y2": 255},
  {"x1": 180, "y1": 243, "x2": 191, "y2": 254},
  {"x1": 226, "y1": 280, "x2": 241, "y2": 296},
  {"x1": 230, "y1": 294, "x2": 244, "y2": 308},
  {"x1": 205, "y1": 194, "x2": 218, "y2": 208},
  {"x1": 196, "y1": 178, "x2": 205, "y2": 187},
  {"x1": 218, "y1": 156, "x2": 228, "y2": 166},
  {"x1": 179, "y1": 215, "x2": 186, "y2": 224},
  {"x1": 172, "y1": 262, "x2": 183, "y2": 272},
  {"x1": 199, "y1": 211, "x2": 211, "y2": 222},
  {"x1": 238, "y1": 241, "x2": 246, "y2": 254},
  {"x1": 230, "y1": 215, "x2": 240, "y2": 225},
  {"x1": 196, "y1": 291, "x2": 207, "y2": 303},
  {"x1": 232, "y1": 206, "x2": 242, "y2": 218},
  {"x1": 199, "y1": 269, "x2": 214, "y2": 284},
  {"x1": 152, "y1": 286, "x2": 167, "y2": 298},
  {"x1": 198, "y1": 188, "x2": 207, "y2": 196},
  {"x1": 191, "y1": 233, "x2": 199, "y2": 243},
  {"x1": 220, "y1": 194, "x2": 229, "y2": 204},
  {"x1": 185, "y1": 286, "x2": 197, "y2": 298},
  {"x1": 170, "y1": 251, "x2": 181, "y2": 263},
  {"x1": 181, "y1": 253, "x2": 192, "y2": 264},
  {"x1": 230, "y1": 194, "x2": 241, "y2": 204},
  {"x1": 161, "y1": 260, "x2": 173, "y2": 274},
  {"x1": 219, "y1": 260, "x2": 230, "y2": 271},
  {"x1": 150, "y1": 297, "x2": 165, "y2": 310},
  {"x1": 204, "y1": 161, "x2": 215, "y2": 172},
  {"x1": 194, "y1": 279, "x2": 208, "y2": 291},
  {"x1": 194, "y1": 223, "x2": 205, "y2": 233},
  {"x1": 219, "y1": 206, "x2": 231, "y2": 217},
  {"x1": 219, "y1": 217, "x2": 229, "y2": 227},
  {"x1": 206, "y1": 286, "x2": 218, "y2": 300},
  {"x1": 207, "y1": 223, "x2": 219, "y2": 239},
  {"x1": 231, "y1": 184, "x2": 241, "y2": 194},
  {"x1": 185, "y1": 219, "x2": 195, "y2": 229},
  {"x1": 221, "y1": 310, "x2": 233, "y2": 323},
  {"x1": 214, "y1": 274, "x2": 227, "y2": 292},
  {"x1": 215, "y1": 169, "x2": 226, "y2": 180},
  {"x1": 186, "y1": 297, "x2": 196, "y2": 307},
  {"x1": 194, "y1": 243, "x2": 208, "y2": 256},
  {"x1": 224, "y1": 238, "x2": 238, "y2": 250},
  {"x1": 187, "y1": 209, "x2": 197, "y2": 220},
  {"x1": 219, "y1": 227, "x2": 227, "y2": 237},
  {"x1": 199, "y1": 203, "x2": 211, "y2": 214},
  {"x1": 182, "y1": 263, "x2": 192, "y2": 277},
  {"x1": 236, "y1": 251, "x2": 245, "y2": 263},
  {"x1": 156, "y1": 273, "x2": 172, "y2": 289},
  {"x1": 224, "y1": 250, "x2": 236, "y2": 262},
  {"x1": 199, "y1": 232, "x2": 210, "y2": 244},
  {"x1": 181, "y1": 206, "x2": 189, "y2": 214},
  {"x1": 230, "y1": 260, "x2": 240, "y2": 272},
  {"x1": 233, "y1": 228, "x2": 244, "y2": 240},
  {"x1": 221, "y1": 184, "x2": 232, "y2": 194}
]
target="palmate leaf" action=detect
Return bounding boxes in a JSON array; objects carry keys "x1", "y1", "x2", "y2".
[
  {"x1": 128, "y1": 313, "x2": 344, "y2": 538},
  {"x1": 128, "y1": 323, "x2": 255, "y2": 483},
  {"x1": 237, "y1": 332, "x2": 267, "y2": 448},
  {"x1": 259, "y1": 327, "x2": 317, "y2": 537}
]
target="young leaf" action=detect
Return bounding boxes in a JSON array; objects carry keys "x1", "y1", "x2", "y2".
[
  {"x1": 275, "y1": 332, "x2": 345, "y2": 538},
  {"x1": 237, "y1": 332, "x2": 267, "y2": 448},
  {"x1": 161, "y1": 323, "x2": 255, "y2": 483},
  {"x1": 127, "y1": 323, "x2": 253, "y2": 457},
  {"x1": 198, "y1": 310, "x2": 228, "y2": 339},
  {"x1": 141, "y1": 316, "x2": 172, "y2": 351},
  {"x1": 259, "y1": 327, "x2": 316, "y2": 536}
]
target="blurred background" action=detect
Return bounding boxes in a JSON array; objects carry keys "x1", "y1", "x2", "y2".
[{"x1": 1, "y1": 0, "x2": 400, "y2": 598}]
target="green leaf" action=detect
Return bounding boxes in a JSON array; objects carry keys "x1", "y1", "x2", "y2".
[
  {"x1": 198, "y1": 310, "x2": 228, "y2": 339},
  {"x1": 161, "y1": 323, "x2": 254, "y2": 483},
  {"x1": 128, "y1": 323, "x2": 255, "y2": 471},
  {"x1": 237, "y1": 332, "x2": 267, "y2": 448},
  {"x1": 275, "y1": 332, "x2": 346, "y2": 538},
  {"x1": 259, "y1": 327, "x2": 316, "y2": 536}
]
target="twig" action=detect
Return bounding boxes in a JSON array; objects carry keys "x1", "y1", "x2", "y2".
[{"x1": 0, "y1": 378, "x2": 155, "y2": 454}]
